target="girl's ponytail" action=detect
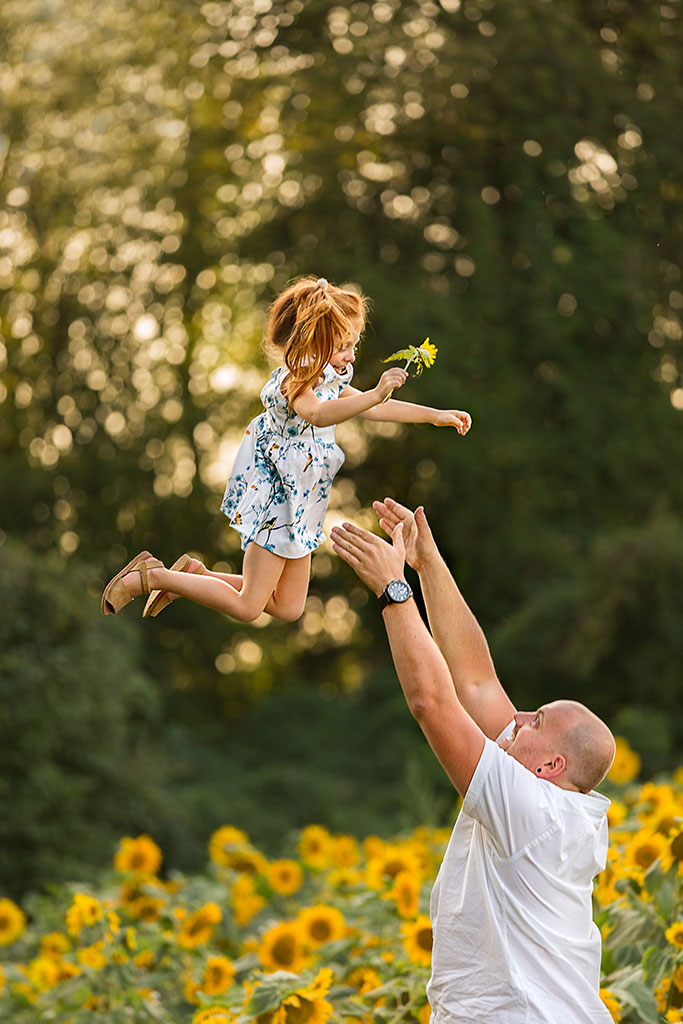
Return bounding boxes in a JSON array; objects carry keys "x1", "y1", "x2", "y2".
[{"x1": 265, "y1": 277, "x2": 367, "y2": 404}]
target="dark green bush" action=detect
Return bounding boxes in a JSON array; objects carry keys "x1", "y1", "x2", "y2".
[{"x1": 0, "y1": 540, "x2": 181, "y2": 896}]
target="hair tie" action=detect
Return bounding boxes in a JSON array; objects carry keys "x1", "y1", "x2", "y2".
[{"x1": 315, "y1": 277, "x2": 329, "y2": 291}]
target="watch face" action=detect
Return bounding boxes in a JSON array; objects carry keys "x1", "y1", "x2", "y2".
[{"x1": 387, "y1": 580, "x2": 411, "y2": 602}]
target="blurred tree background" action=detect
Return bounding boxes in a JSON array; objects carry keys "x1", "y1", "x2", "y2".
[{"x1": 0, "y1": 0, "x2": 681, "y2": 893}]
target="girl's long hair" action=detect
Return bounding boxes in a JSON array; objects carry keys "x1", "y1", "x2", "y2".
[{"x1": 265, "y1": 277, "x2": 368, "y2": 405}]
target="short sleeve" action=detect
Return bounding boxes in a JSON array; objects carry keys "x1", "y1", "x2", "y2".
[{"x1": 463, "y1": 738, "x2": 560, "y2": 859}]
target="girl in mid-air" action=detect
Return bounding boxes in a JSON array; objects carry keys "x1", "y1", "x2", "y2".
[{"x1": 101, "y1": 276, "x2": 471, "y2": 623}]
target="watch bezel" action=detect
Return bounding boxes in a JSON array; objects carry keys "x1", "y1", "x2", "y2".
[{"x1": 386, "y1": 580, "x2": 412, "y2": 602}]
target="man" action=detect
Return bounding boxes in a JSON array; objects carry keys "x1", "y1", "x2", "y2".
[{"x1": 330, "y1": 498, "x2": 615, "y2": 1024}]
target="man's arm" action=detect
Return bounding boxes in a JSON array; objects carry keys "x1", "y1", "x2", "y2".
[
  {"x1": 330, "y1": 521, "x2": 486, "y2": 796},
  {"x1": 373, "y1": 500, "x2": 516, "y2": 740}
]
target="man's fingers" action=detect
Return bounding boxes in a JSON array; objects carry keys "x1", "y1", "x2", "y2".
[
  {"x1": 392, "y1": 520, "x2": 406, "y2": 558},
  {"x1": 339, "y1": 521, "x2": 380, "y2": 548},
  {"x1": 384, "y1": 497, "x2": 414, "y2": 522},
  {"x1": 378, "y1": 516, "x2": 395, "y2": 537},
  {"x1": 332, "y1": 542, "x2": 363, "y2": 572},
  {"x1": 415, "y1": 506, "x2": 434, "y2": 540}
]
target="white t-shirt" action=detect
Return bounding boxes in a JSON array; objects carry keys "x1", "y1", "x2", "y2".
[{"x1": 426, "y1": 727, "x2": 612, "y2": 1024}]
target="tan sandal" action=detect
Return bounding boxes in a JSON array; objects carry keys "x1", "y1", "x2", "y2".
[
  {"x1": 101, "y1": 553, "x2": 164, "y2": 615},
  {"x1": 142, "y1": 553, "x2": 207, "y2": 619}
]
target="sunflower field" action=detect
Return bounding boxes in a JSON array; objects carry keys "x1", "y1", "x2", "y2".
[{"x1": 0, "y1": 738, "x2": 681, "y2": 1024}]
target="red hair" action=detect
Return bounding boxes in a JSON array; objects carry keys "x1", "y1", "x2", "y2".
[{"x1": 265, "y1": 277, "x2": 367, "y2": 404}]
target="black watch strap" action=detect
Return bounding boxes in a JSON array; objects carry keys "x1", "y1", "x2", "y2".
[{"x1": 378, "y1": 579, "x2": 413, "y2": 610}]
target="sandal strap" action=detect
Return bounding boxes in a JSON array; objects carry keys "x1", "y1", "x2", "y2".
[{"x1": 137, "y1": 558, "x2": 163, "y2": 595}]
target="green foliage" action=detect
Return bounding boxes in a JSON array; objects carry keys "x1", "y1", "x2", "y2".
[
  {"x1": 0, "y1": 0, "x2": 682, "y2": 893},
  {"x1": 163, "y1": 674, "x2": 457, "y2": 860},
  {"x1": 491, "y1": 514, "x2": 683, "y2": 766},
  {"x1": 0, "y1": 541, "x2": 181, "y2": 896}
]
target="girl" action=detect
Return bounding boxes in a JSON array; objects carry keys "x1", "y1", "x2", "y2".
[{"x1": 101, "y1": 276, "x2": 471, "y2": 623}]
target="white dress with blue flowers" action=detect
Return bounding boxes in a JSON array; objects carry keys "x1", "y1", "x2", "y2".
[{"x1": 221, "y1": 363, "x2": 352, "y2": 558}]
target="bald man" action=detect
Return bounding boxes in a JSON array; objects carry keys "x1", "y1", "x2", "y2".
[{"x1": 331, "y1": 499, "x2": 615, "y2": 1024}]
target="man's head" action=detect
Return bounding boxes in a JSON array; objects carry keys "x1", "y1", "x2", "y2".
[{"x1": 501, "y1": 700, "x2": 615, "y2": 793}]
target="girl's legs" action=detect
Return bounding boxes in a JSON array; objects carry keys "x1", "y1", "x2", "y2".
[{"x1": 122, "y1": 546, "x2": 310, "y2": 623}]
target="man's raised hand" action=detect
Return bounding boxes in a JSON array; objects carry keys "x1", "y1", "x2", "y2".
[
  {"x1": 372, "y1": 498, "x2": 437, "y2": 573},
  {"x1": 330, "y1": 519, "x2": 407, "y2": 596}
]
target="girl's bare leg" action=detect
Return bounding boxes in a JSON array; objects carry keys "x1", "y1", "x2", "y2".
[
  {"x1": 122, "y1": 544, "x2": 288, "y2": 623},
  {"x1": 181, "y1": 553, "x2": 311, "y2": 622}
]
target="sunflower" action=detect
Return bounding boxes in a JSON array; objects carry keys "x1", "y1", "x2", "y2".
[
  {"x1": 0, "y1": 898, "x2": 26, "y2": 945},
  {"x1": 346, "y1": 967, "x2": 383, "y2": 995},
  {"x1": 298, "y1": 825, "x2": 333, "y2": 869},
  {"x1": 54, "y1": 961, "x2": 81, "y2": 983},
  {"x1": 268, "y1": 859, "x2": 304, "y2": 896},
  {"x1": 202, "y1": 955, "x2": 236, "y2": 995},
  {"x1": 384, "y1": 870, "x2": 421, "y2": 918},
  {"x1": 259, "y1": 920, "x2": 311, "y2": 973},
  {"x1": 665, "y1": 922, "x2": 683, "y2": 948},
  {"x1": 608, "y1": 738, "x2": 641, "y2": 784},
  {"x1": 599, "y1": 989, "x2": 622, "y2": 1023},
  {"x1": 66, "y1": 893, "x2": 103, "y2": 937},
  {"x1": 209, "y1": 825, "x2": 250, "y2": 866},
  {"x1": 272, "y1": 967, "x2": 334, "y2": 1024},
  {"x1": 606, "y1": 801, "x2": 628, "y2": 828},
  {"x1": 119, "y1": 878, "x2": 166, "y2": 922},
  {"x1": 418, "y1": 338, "x2": 438, "y2": 366},
  {"x1": 402, "y1": 915, "x2": 433, "y2": 967},
  {"x1": 134, "y1": 950, "x2": 155, "y2": 970},
  {"x1": 232, "y1": 874, "x2": 267, "y2": 926},
  {"x1": 230, "y1": 848, "x2": 269, "y2": 876},
  {"x1": 27, "y1": 956, "x2": 60, "y2": 991},
  {"x1": 363, "y1": 835, "x2": 386, "y2": 859},
  {"x1": 625, "y1": 830, "x2": 673, "y2": 873},
  {"x1": 177, "y1": 902, "x2": 222, "y2": 949},
  {"x1": 366, "y1": 845, "x2": 422, "y2": 890},
  {"x1": 192, "y1": 1008, "x2": 237, "y2": 1024},
  {"x1": 77, "y1": 941, "x2": 108, "y2": 969},
  {"x1": 331, "y1": 835, "x2": 360, "y2": 868},
  {"x1": 40, "y1": 931, "x2": 71, "y2": 959},
  {"x1": 297, "y1": 904, "x2": 346, "y2": 947},
  {"x1": 0, "y1": 966, "x2": 4, "y2": 996},
  {"x1": 418, "y1": 1002, "x2": 431, "y2": 1024},
  {"x1": 114, "y1": 834, "x2": 162, "y2": 875}
]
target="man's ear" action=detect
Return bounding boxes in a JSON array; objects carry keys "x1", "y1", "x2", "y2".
[{"x1": 538, "y1": 755, "x2": 566, "y2": 780}]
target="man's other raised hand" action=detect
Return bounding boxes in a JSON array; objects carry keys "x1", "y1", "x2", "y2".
[{"x1": 373, "y1": 498, "x2": 438, "y2": 574}]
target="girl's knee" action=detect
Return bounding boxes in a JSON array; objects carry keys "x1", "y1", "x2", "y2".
[
  {"x1": 226, "y1": 603, "x2": 263, "y2": 623},
  {"x1": 272, "y1": 602, "x2": 305, "y2": 623}
]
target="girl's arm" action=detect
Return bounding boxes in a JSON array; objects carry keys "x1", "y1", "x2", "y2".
[
  {"x1": 343, "y1": 385, "x2": 472, "y2": 435},
  {"x1": 292, "y1": 368, "x2": 407, "y2": 428}
]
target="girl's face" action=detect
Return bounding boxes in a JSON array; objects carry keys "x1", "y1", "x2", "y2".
[{"x1": 330, "y1": 320, "x2": 362, "y2": 373}]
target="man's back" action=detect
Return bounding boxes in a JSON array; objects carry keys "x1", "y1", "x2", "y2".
[{"x1": 427, "y1": 737, "x2": 613, "y2": 1024}]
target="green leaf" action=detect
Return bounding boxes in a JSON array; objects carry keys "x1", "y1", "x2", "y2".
[{"x1": 620, "y1": 981, "x2": 660, "y2": 1024}]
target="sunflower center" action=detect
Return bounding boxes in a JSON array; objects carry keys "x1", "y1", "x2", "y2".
[
  {"x1": 635, "y1": 843, "x2": 659, "y2": 869},
  {"x1": 284, "y1": 998, "x2": 314, "y2": 1024},
  {"x1": 417, "y1": 927, "x2": 433, "y2": 952},
  {"x1": 310, "y1": 920, "x2": 331, "y2": 941},
  {"x1": 273, "y1": 934, "x2": 296, "y2": 965}
]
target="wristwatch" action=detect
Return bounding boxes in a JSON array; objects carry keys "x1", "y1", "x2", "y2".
[{"x1": 378, "y1": 579, "x2": 413, "y2": 611}]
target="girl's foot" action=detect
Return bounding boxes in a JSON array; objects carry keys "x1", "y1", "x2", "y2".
[
  {"x1": 101, "y1": 553, "x2": 163, "y2": 615},
  {"x1": 142, "y1": 554, "x2": 206, "y2": 618}
]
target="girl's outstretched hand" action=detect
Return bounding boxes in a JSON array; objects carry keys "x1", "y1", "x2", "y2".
[
  {"x1": 431, "y1": 409, "x2": 472, "y2": 434},
  {"x1": 372, "y1": 498, "x2": 437, "y2": 574},
  {"x1": 375, "y1": 367, "x2": 408, "y2": 402}
]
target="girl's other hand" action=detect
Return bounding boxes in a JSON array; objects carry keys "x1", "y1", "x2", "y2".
[
  {"x1": 432, "y1": 409, "x2": 472, "y2": 434},
  {"x1": 375, "y1": 367, "x2": 408, "y2": 402}
]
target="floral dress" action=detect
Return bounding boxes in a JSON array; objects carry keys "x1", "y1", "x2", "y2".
[{"x1": 221, "y1": 363, "x2": 352, "y2": 558}]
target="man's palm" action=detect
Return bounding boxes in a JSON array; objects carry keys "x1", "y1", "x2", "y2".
[{"x1": 373, "y1": 498, "x2": 431, "y2": 571}]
